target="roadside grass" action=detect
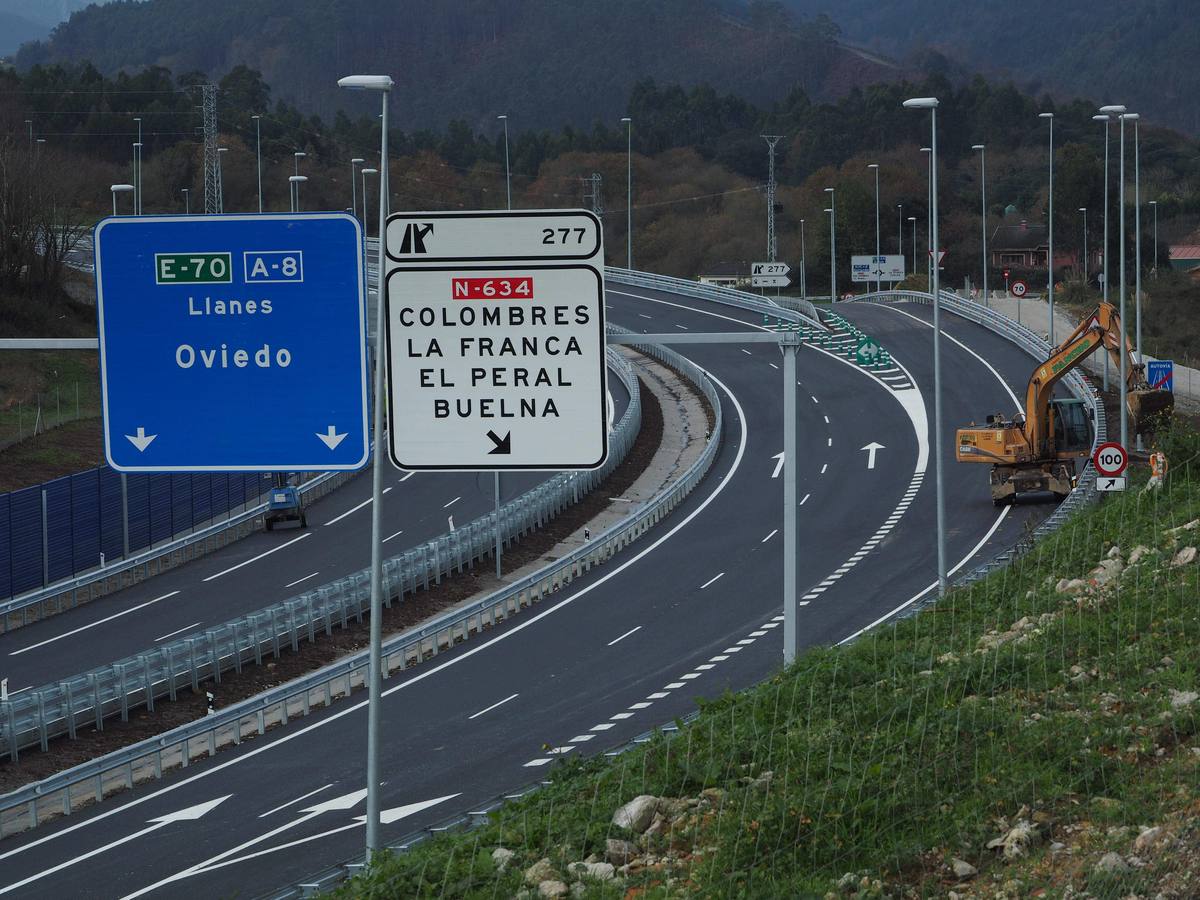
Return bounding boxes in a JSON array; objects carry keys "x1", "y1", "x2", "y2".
[{"x1": 330, "y1": 422, "x2": 1200, "y2": 899}]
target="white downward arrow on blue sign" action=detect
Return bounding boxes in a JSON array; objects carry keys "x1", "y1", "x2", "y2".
[
  {"x1": 317, "y1": 426, "x2": 347, "y2": 450},
  {"x1": 126, "y1": 427, "x2": 157, "y2": 452}
]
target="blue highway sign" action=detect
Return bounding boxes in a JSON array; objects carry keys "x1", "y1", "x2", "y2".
[
  {"x1": 1147, "y1": 359, "x2": 1174, "y2": 393},
  {"x1": 95, "y1": 214, "x2": 369, "y2": 472}
]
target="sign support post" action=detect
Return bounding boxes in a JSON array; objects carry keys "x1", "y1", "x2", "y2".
[{"x1": 781, "y1": 331, "x2": 800, "y2": 664}]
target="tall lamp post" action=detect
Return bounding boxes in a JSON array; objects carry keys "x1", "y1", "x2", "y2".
[
  {"x1": 351, "y1": 158, "x2": 365, "y2": 223},
  {"x1": 498, "y1": 115, "x2": 511, "y2": 210},
  {"x1": 908, "y1": 216, "x2": 917, "y2": 274},
  {"x1": 110, "y1": 183, "x2": 133, "y2": 216},
  {"x1": 252, "y1": 115, "x2": 263, "y2": 213},
  {"x1": 621, "y1": 117, "x2": 632, "y2": 268},
  {"x1": 1078, "y1": 208, "x2": 1087, "y2": 284},
  {"x1": 1127, "y1": 113, "x2": 1142, "y2": 365},
  {"x1": 1040, "y1": 112, "x2": 1055, "y2": 344},
  {"x1": 1099, "y1": 104, "x2": 1129, "y2": 449},
  {"x1": 920, "y1": 147, "x2": 932, "y2": 285},
  {"x1": 799, "y1": 218, "x2": 807, "y2": 302},
  {"x1": 904, "y1": 95, "x2": 947, "y2": 597},
  {"x1": 824, "y1": 186, "x2": 836, "y2": 300},
  {"x1": 1149, "y1": 200, "x2": 1158, "y2": 278},
  {"x1": 897, "y1": 204, "x2": 903, "y2": 257},
  {"x1": 361, "y1": 167, "x2": 378, "y2": 302},
  {"x1": 867, "y1": 163, "x2": 880, "y2": 294},
  {"x1": 133, "y1": 117, "x2": 142, "y2": 215},
  {"x1": 24, "y1": 119, "x2": 32, "y2": 150},
  {"x1": 1093, "y1": 113, "x2": 1112, "y2": 392},
  {"x1": 972, "y1": 144, "x2": 988, "y2": 307},
  {"x1": 181, "y1": 188, "x2": 190, "y2": 215},
  {"x1": 337, "y1": 72, "x2": 394, "y2": 858}
]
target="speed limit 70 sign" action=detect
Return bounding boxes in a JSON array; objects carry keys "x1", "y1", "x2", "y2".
[
  {"x1": 1093, "y1": 441, "x2": 1128, "y2": 477},
  {"x1": 1010, "y1": 279, "x2": 1029, "y2": 298}
]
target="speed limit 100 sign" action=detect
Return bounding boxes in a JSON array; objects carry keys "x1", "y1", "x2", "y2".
[
  {"x1": 1010, "y1": 279, "x2": 1029, "y2": 298},
  {"x1": 1093, "y1": 441, "x2": 1128, "y2": 477}
]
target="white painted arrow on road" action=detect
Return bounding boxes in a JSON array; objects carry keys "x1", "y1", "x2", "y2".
[
  {"x1": 120, "y1": 788, "x2": 367, "y2": 899},
  {"x1": 0, "y1": 795, "x2": 231, "y2": 895},
  {"x1": 771, "y1": 452, "x2": 785, "y2": 479},
  {"x1": 125, "y1": 426, "x2": 156, "y2": 452},
  {"x1": 316, "y1": 425, "x2": 348, "y2": 450},
  {"x1": 860, "y1": 442, "x2": 885, "y2": 469},
  {"x1": 365, "y1": 793, "x2": 463, "y2": 825}
]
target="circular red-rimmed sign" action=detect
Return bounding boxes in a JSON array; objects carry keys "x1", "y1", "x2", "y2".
[
  {"x1": 1010, "y1": 279, "x2": 1029, "y2": 298},
  {"x1": 1093, "y1": 441, "x2": 1128, "y2": 477}
]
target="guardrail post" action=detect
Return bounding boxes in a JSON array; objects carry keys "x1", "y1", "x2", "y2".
[
  {"x1": 90, "y1": 674, "x2": 103, "y2": 731},
  {"x1": 64, "y1": 682, "x2": 76, "y2": 739},
  {"x1": 6, "y1": 703, "x2": 18, "y2": 762}
]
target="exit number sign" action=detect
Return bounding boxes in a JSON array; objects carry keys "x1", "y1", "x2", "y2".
[{"x1": 155, "y1": 252, "x2": 232, "y2": 284}]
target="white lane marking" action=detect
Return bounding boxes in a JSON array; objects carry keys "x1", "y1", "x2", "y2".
[
  {"x1": 740, "y1": 349, "x2": 752, "y2": 355},
  {"x1": 285, "y1": 572, "x2": 319, "y2": 588},
  {"x1": 827, "y1": 437, "x2": 833, "y2": 447},
  {"x1": 610, "y1": 712, "x2": 634, "y2": 720},
  {"x1": 382, "y1": 530, "x2": 404, "y2": 543},
  {"x1": 750, "y1": 630, "x2": 768, "y2": 637},
  {"x1": 824, "y1": 415, "x2": 830, "y2": 424},
  {"x1": 699, "y1": 572, "x2": 725, "y2": 589},
  {"x1": 0, "y1": 299, "x2": 753, "y2": 866},
  {"x1": 549, "y1": 746, "x2": 574, "y2": 755},
  {"x1": 723, "y1": 646, "x2": 743, "y2": 653},
  {"x1": 761, "y1": 622, "x2": 779, "y2": 629},
  {"x1": 607, "y1": 625, "x2": 642, "y2": 646},
  {"x1": 570, "y1": 734, "x2": 595, "y2": 742},
  {"x1": 673, "y1": 324, "x2": 688, "y2": 330},
  {"x1": 811, "y1": 395, "x2": 819, "y2": 404},
  {"x1": 709, "y1": 655, "x2": 729, "y2": 661},
  {"x1": 467, "y1": 692, "x2": 519, "y2": 720},
  {"x1": 638, "y1": 313, "x2": 653, "y2": 319},
  {"x1": 257, "y1": 785, "x2": 333, "y2": 819},
  {"x1": 801, "y1": 493, "x2": 810, "y2": 505},
  {"x1": 399, "y1": 472, "x2": 415, "y2": 482},
  {"x1": 680, "y1": 672, "x2": 702, "y2": 679},
  {"x1": 10, "y1": 591, "x2": 181, "y2": 656},
  {"x1": 524, "y1": 758, "x2": 551, "y2": 767},
  {"x1": 323, "y1": 497, "x2": 371, "y2": 526},
  {"x1": 590, "y1": 723, "x2": 615, "y2": 731},
  {"x1": 736, "y1": 639, "x2": 755, "y2": 646},
  {"x1": 647, "y1": 692, "x2": 670, "y2": 699},
  {"x1": 769, "y1": 363, "x2": 779, "y2": 369},
  {"x1": 664, "y1": 682, "x2": 686, "y2": 689},
  {"x1": 202, "y1": 534, "x2": 311, "y2": 582},
  {"x1": 695, "y1": 664, "x2": 715, "y2": 670},
  {"x1": 840, "y1": 505, "x2": 1012, "y2": 644},
  {"x1": 761, "y1": 529, "x2": 778, "y2": 543},
  {"x1": 820, "y1": 463, "x2": 828, "y2": 474},
  {"x1": 154, "y1": 621, "x2": 201, "y2": 643},
  {"x1": 443, "y1": 496, "x2": 460, "y2": 509},
  {"x1": 629, "y1": 702, "x2": 652, "y2": 709}
]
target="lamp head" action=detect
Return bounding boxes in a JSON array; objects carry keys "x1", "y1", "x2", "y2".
[
  {"x1": 497, "y1": 114, "x2": 507, "y2": 121},
  {"x1": 824, "y1": 186, "x2": 834, "y2": 193},
  {"x1": 351, "y1": 157, "x2": 365, "y2": 164},
  {"x1": 1092, "y1": 114, "x2": 1109, "y2": 122},
  {"x1": 621, "y1": 117, "x2": 631, "y2": 124},
  {"x1": 362, "y1": 168, "x2": 378, "y2": 175},
  {"x1": 902, "y1": 97, "x2": 939, "y2": 109},
  {"x1": 867, "y1": 163, "x2": 879, "y2": 169},
  {"x1": 1078, "y1": 207, "x2": 1086, "y2": 212},
  {"x1": 907, "y1": 216, "x2": 916, "y2": 222},
  {"x1": 133, "y1": 142, "x2": 143, "y2": 148},
  {"x1": 1121, "y1": 112, "x2": 1140, "y2": 120},
  {"x1": 1098, "y1": 104, "x2": 1126, "y2": 115},
  {"x1": 824, "y1": 207, "x2": 833, "y2": 214},
  {"x1": 252, "y1": 114, "x2": 261, "y2": 120},
  {"x1": 110, "y1": 184, "x2": 134, "y2": 193},
  {"x1": 1039, "y1": 112, "x2": 1054, "y2": 119},
  {"x1": 337, "y1": 75, "x2": 394, "y2": 92},
  {"x1": 289, "y1": 175, "x2": 307, "y2": 183},
  {"x1": 971, "y1": 144, "x2": 984, "y2": 150},
  {"x1": 294, "y1": 151, "x2": 306, "y2": 158},
  {"x1": 920, "y1": 146, "x2": 931, "y2": 153}
]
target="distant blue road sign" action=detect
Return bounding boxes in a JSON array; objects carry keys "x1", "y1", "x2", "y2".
[
  {"x1": 1147, "y1": 359, "x2": 1174, "y2": 393},
  {"x1": 95, "y1": 214, "x2": 369, "y2": 472}
]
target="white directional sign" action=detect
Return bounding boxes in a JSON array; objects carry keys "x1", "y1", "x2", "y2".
[
  {"x1": 752, "y1": 262, "x2": 790, "y2": 276},
  {"x1": 384, "y1": 210, "x2": 607, "y2": 471},
  {"x1": 1096, "y1": 476, "x2": 1127, "y2": 492},
  {"x1": 851, "y1": 255, "x2": 906, "y2": 283},
  {"x1": 752, "y1": 274, "x2": 791, "y2": 287}
]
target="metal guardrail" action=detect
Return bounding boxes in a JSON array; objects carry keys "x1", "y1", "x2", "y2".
[
  {"x1": 604, "y1": 267, "x2": 824, "y2": 327},
  {"x1": 849, "y1": 290, "x2": 1107, "y2": 589},
  {"x1": 0, "y1": 347, "x2": 639, "y2": 766},
  {"x1": 0, "y1": 470, "x2": 354, "y2": 635},
  {"x1": 0, "y1": 331, "x2": 720, "y2": 840}
]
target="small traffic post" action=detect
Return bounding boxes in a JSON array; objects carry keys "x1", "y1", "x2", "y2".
[
  {"x1": 94, "y1": 214, "x2": 369, "y2": 472},
  {"x1": 1093, "y1": 440, "x2": 1128, "y2": 492},
  {"x1": 383, "y1": 210, "x2": 607, "y2": 471}
]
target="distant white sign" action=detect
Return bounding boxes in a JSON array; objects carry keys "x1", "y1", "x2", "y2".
[
  {"x1": 751, "y1": 261, "x2": 790, "y2": 277},
  {"x1": 752, "y1": 274, "x2": 791, "y2": 287},
  {"x1": 851, "y1": 254, "x2": 906, "y2": 283},
  {"x1": 384, "y1": 209, "x2": 607, "y2": 471}
]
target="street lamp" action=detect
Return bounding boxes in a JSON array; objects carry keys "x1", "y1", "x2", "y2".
[
  {"x1": 351, "y1": 158, "x2": 365, "y2": 223},
  {"x1": 621, "y1": 117, "x2": 632, "y2": 268},
  {"x1": 1126, "y1": 112, "x2": 1143, "y2": 368},
  {"x1": 1149, "y1": 200, "x2": 1158, "y2": 278},
  {"x1": 867, "y1": 163, "x2": 881, "y2": 294},
  {"x1": 1093, "y1": 113, "x2": 1113, "y2": 392},
  {"x1": 1040, "y1": 112, "x2": 1056, "y2": 344},
  {"x1": 1099, "y1": 103, "x2": 1129, "y2": 448},
  {"x1": 288, "y1": 174, "x2": 306, "y2": 213},
  {"x1": 133, "y1": 117, "x2": 142, "y2": 214},
  {"x1": 498, "y1": 115, "x2": 511, "y2": 210},
  {"x1": 903, "y1": 95, "x2": 947, "y2": 598},
  {"x1": 182, "y1": 188, "x2": 190, "y2": 215},
  {"x1": 897, "y1": 203, "x2": 903, "y2": 258},
  {"x1": 131, "y1": 143, "x2": 142, "y2": 215},
  {"x1": 252, "y1": 115, "x2": 263, "y2": 213},
  {"x1": 337, "y1": 71, "x2": 394, "y2": 857},
  {"x1": 1079, "y1": 208, "x2": 1087, "y2": 283},
  {"x1": 920, "y1": 147, "x2": 932, "y2": 284},
  {"x1": 799, "y1": 218, "x2": 807, "y2": 302},
  {"x1": 824, "y1": 186, "x2": 836, "y2": 300},
  {"x1": 110, "y1": 183, "x2": 133, "y2": 216},
  {"x1": 908, "y1": 216, "x2": 917, "y2": 274},
  {"x1": 217, "y1": 147, "x2": 228, "y2": 213},
  {"x1": 972, "y1": 144, "x2": 988, "y2": 307}
]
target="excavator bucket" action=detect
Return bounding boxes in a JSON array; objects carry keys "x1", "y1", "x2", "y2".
[{"x1": 1129, "y1": 389, "x2": 1175, "y2": 430}]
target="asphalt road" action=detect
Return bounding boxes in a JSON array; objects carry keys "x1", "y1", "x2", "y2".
[
  {"x1": 0, "y1": 289, "x2": 1059, "y2": 898},
  {"x1": 0, "y1": 378, "x2": 630, "y2": 691}
]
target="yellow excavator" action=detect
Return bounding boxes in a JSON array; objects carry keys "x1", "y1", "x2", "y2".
[{"x1": 956, "y1": 302, "x2": 1174, "y2": 504}]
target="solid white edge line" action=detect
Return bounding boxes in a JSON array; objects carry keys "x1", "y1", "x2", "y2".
[
  {"x1": 443, "y1": 496, "x2": 460, "y2": 509},
  {"x1": 322, "y1": 497, "x2": 372, "y2": 527},
  {"x1": 0, "y1": 359, "x2": 750, "y2": 867},
  {"x1": 606, "y1": 625, "x2": 642, "y2": 646},
  {"x1": 10, "y1": 591, "x2": 182, "y2": 656},
  {"x1": 257, "y1": 784, "x2": 333, "y2": 819},
  {"x1": 284, "y1": 572, "x2": 320, "y2": 588},
  {"x1": 699, "y1": 572, "x2": 724, "y2": 589},
  {"x1": 153, "y1": 621, "x2": 202, "y2": 643},
  {"x1": 202, "y1": 533, "x2": 311, "y2": 582}
]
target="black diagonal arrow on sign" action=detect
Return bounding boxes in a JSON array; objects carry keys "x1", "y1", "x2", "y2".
[{"x1": 487, "y1": 430, "x2": 511, "y2": 454}]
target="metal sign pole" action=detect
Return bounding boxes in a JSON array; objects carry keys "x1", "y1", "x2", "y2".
[{"x1": 781, "y1": 332, "x2": 800, "y2": 664}]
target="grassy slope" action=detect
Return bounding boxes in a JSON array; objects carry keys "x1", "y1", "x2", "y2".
[{"x1": 330, "y1": 423, "x2": 1200, "y2": 899}]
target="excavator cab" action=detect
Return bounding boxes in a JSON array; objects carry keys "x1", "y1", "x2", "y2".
[{"x1": 1050, "y1": 398, "x2": 1092, "y2": 456}]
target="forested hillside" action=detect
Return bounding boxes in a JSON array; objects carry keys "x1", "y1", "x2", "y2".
[
  {"x1": 13, "y1": 0, "x2": 904, "y2": 131},
  {"x1": 783, "y1": 0, "x2": 1200, "y2": 135}
]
